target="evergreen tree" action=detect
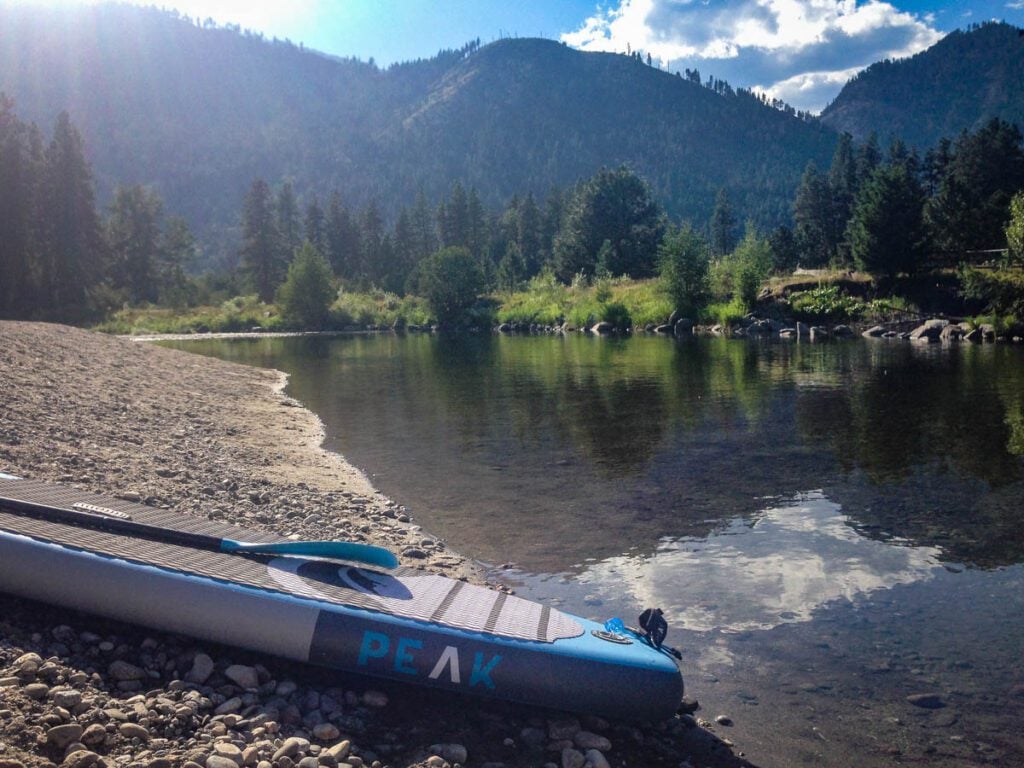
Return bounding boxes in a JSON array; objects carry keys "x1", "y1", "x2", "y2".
[
  {"x1": 360, "y1": 199, "x2": 386, "y2": 285},
  {"x1": 159, "y1": 215, "x2": 198, "y2": 307},
  {"x1": 828, "y1": 132, "x2": 857, "y2": 263},
  {"x1": 277, "y1": 241, "x2": 335, "y2": 329},
  {"x1": 304, "y1": 196, "x2": 327, "y2": 255},
  {"x1": 517, "y1": 192, "x2": 543, "y2": 277},
  {"x1": 0, "y1": 96, "x2": 40, "y2": 318},
  {"x1": 768, "y1": 225, "x2": 799, "y2": 274},
  {"x1": 497, "y1": 241, "x2": 524, "y2": 292},
  {"x1": 439, "y1": 181, "x2": 469, "y2": 249},
  {"x1": 926, "y1": 119, "x2": 1024, "y2": 253},
  {"x1": 709, "y1": 188, "x2": 736, "y2": 257},
  {"x1": 849, "y1": 164, "x2": 928, "y2": 280},
  {"x1": 792, "y1": 162, "x2": 832, "y2": 267},
  {"x1": 40, "y1": 111, "x2": 106, "y2": 319},
  {"x1": 553, "y1": 166, "x2": 665, "y2": 281},
  {"x1": 855, "y1": 132, "x2": 882, "y2": 188},
  {"x1": 540, "y1": 186, "x2": 565, "y2": 270},
  {"x1": 275, "y1": 181, "x2": 301, "y2": 262},
  {"x1": 325, "y1": 191, "x2": 360, "y2": 279},
  {"x1": 409, "y1": 188, "x2": 438, "y2": 264},
  {"x1": 106, "y1": 184, "x2": 163, "y2": 304},
  {"x1": 239, "y1": 178, "x2": 281, "y2": 302}
]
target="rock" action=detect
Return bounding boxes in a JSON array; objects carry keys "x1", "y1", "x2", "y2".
[
  {"x1": 795, "y1": 321, "x2": 809, "y2": 338},
  {"x1": 906, "y1": 693, "x2": 946, "y2": 709},
  {"x1": 47, "y1": 724, "x2": 85, "y2": 750},
  {"x1": 108, "y1": 660, "x2": 145, "y2": 681},
  {"x1": 224, "y1": 664, "x2": 260, "y2": 690},
  {"x1": 312, "y1": 723, "x2": 340, "y2": 741},
  {"x1": 296, "y1": 758, "x2": 319, "y2": 768},
  {"x1": 324, "y1": 740, "x2": 350, "y2": 761},
  {"x1": 862, "y1": 325, "x2": 886, "y2": 338},
  {"x1": 560, "y1": 747, "x2": 585, "y2": 768},
  {"x1": 520, "y1": 728, "x2": 547, "y2": 748},
  {"x1": 810, "y1": 326, "x2": 829, "y2": 340},
  {"x1": 572, "y1": 732, "x2": 610, "y2": 751},
  {"x1": 362, "y1": 690, "x2": 388, "y2": 707},
  {"x1": 779, "y1": 328, "x2": 796, "y2": 338},
  {"x1": 80, "y1": 724, "x2": 107, "y2": 746},
  {"x1": 212, "y1": 743, "x2": 243, "y2": 763},
  {"x1": 51, "y1": 688, "x2": 83, "y2": 709},
  {"x1": 272, "y1": 737, "x2": 309, "y2": 762},
  {"x1": 674, "y1": 318, "x2": 694, "y2": 335},
  {"x1": 428, "y1": 744, "x2": 467, "y2": 764},
  {"x1": 62, "y1": 751, "x2": 101, "y2": 768},
  {"x1": 205, "y1": 757, "x2": 241, "y2": 768},
  {"x1": 119, "y1": 722, "x2": 150, "y2": 741},
  {"x1": 940, "y1": 324, "x2": 965, "y2": 341},
  {"x1": 678, "y1": 697, "x2": 699, "y2": 714},
  {"x1": 214, "y1": 697, "x2": 243, "y2": 715},
  {"x1": 964, "y1": 328, "x2": 982, "y2": 342},
  {"x1": 590, "y1": 321, "x2": 614, "y2": 335},
  {"x1": 548, "y1": 718, "x2": 580, "y2": 741},
  {"x1": 833, "y1": 324, "x2": 854, "y2": 338},
  {"x1": 584, "y1": 749, "x2": 611, "y2": 768},
  {"x1": 24, "y1": 682, "x2": 50, "y2": 699},
  {"x1": 654, "y1": 324, "x2": 672, "y2": 334},
  {"x1": 909, "y1": 319, "x2": 948, "y2": 342},
  {"x1": 715, "y1": 715, "x2": 734, "y2": 726},
  {"x1": 186, "y1": 654, "x2": 215, "y2": 684}
]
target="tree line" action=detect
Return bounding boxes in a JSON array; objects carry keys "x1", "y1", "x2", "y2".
[
  {"x1": 0, "y1": 97, "x2": 198, "y2": 321},
  {"x1": 780, "y1": 118, "x2": 1024, "y2": 278}
]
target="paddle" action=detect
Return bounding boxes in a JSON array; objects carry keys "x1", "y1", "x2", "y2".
[{"x1": 0, "y1": 491, "x2": 399, "y2": 569}]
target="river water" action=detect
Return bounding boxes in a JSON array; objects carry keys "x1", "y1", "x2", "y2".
[{"x1": 164, "y1": 333, "x2": 1024, "y2": 768}]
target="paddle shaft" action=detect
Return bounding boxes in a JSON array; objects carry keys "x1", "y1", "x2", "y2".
[{"x1": 0, "y1": 493, "x2": 239, "y2": 552}]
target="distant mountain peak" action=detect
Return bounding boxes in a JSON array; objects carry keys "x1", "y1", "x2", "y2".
[{"x1": 821, "y1": 21, "x2": 1024, "y2": 149}]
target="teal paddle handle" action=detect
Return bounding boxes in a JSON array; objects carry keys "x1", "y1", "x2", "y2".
[{"x1": 220, "y1": 538, "x2": 399, "y2": 568}]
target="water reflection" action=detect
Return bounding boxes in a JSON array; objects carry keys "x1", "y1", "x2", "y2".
[
  {"x1": 570, "y1": 492, "x2": 942, "y2": 632},
  {"x1": 161, "y1": 335, "x2": 1024, "y2": 570}
]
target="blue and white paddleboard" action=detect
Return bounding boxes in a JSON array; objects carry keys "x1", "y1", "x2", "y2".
[{"x1": 0, "y1": 478, "x2": 683, "y2": 721}]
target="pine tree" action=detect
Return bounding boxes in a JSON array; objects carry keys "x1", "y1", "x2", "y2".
[
  {"x1": 792, "y1": 162, "x2": 832, "y2": 267},
  {"x1": 304, "y1": 196, "x2": 327, "y2": 255},
  {"x1": 239, "y1": 178, "x2": 281, "y2": 302},
  {"x1": 159, "y1": 216, "x2": 198, "y2": 307},
  {"x1": 440, "y1": 181, "x2": 469, "y2": 249},
  {"x1": 325, "y1": 191, "x2": 360, "y2": 279},
  {"x1": 517, "y1": 192, "x2": 543, "y2": 277},
  {"x1": 709, "y1": 188, "x2": 736, "y2": 257},
  {"x1": 849, "y1": 164, "x2": 928, "y2": 280},
  {"x1": 106, "y1": 184, "x2": 163, "y2": 304},
  {"x1": 409, "y1": 188, "x2": 438, "y2": 264},
  {"x1": 40, "y1": 111, "x2": 106, "y2": 319},
  {"x1": 828, "y1": 132, "x2": 857, "y2": 263},
  {"x1": 275, "y1": 181, "x2": 301, "y2": 262},
  {"x1": 359, "y1": 199, "x2": 385, "y2": 285},
  {"x1": 0, "y1": 96, "x2": 39, "y2": 318}
]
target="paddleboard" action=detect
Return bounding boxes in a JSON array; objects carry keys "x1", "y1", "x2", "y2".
[{"x1": 0, "y1": 477, "x2": 683, "y2": 721}]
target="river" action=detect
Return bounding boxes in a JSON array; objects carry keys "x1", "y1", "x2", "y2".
[{"x1": 163, "y1": 333, "x2": 1024, "y2": 768}]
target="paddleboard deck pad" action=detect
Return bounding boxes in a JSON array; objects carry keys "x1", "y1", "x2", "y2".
[{"x1": 0, "y1": 477, "x2": 683, "y2": 721}]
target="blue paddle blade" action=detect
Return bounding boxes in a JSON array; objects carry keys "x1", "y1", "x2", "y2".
[{"x1": 220, "y1": 539, "x2": 399, "y2": 569}]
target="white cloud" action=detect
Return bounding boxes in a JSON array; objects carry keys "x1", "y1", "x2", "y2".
[{"x1": 561, "y1": 0, "x2": 942, "y2": 112}]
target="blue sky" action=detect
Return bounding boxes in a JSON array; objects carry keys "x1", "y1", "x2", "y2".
[{"x1": 38, "y1": 1, "x2": 1024, "y2": 112}]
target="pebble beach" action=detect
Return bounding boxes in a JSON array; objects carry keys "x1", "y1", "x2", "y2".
[{"x1": 0, "y1": 321, "x2": 751, "y2": 768}]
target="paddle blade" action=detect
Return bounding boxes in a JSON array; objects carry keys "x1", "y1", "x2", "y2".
[{"x1": 221, "y1": 539, "x2": 399, "y2": 569}]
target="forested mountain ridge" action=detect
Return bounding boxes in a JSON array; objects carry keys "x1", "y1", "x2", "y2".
[
  {"x1": 0, "y1": 3, "x2": 836, "y2": 265},
  {"x1": 820, "y1": 21, "x2": 1024, "y2": 150}
]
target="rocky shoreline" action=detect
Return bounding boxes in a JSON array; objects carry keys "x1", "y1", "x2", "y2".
[{"x1": 0, "y1": 322, "x2": 750, "y2": 768}]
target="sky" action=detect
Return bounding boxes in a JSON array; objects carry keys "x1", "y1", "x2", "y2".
[{"x1": 26, "y1": 0, "x2": 1024, "y2": 112}]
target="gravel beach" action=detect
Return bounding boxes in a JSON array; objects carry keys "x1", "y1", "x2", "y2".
[{"x1": 0, "y1": 321, "x2": 752, "y2": 768}]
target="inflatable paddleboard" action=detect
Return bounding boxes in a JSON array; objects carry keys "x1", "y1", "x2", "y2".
[{"x1": 0, "y1": 477, "x2": 683, "y2": 721}]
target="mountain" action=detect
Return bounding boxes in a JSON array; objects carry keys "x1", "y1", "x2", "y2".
[
  {"x1": 0, "y1": 4, "x2": 837, "y2": 264},
  {"x1": 821, "y1": 21, "x2": 1024, "y2": 150}
]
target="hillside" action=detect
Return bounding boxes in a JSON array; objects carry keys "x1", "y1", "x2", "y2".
[
  {"x1": 821, "y1": 21, "x2": 1024, "y2": 149},
  {"x1": 0, "y1": 4, "x2": 836, "y2": 264}
]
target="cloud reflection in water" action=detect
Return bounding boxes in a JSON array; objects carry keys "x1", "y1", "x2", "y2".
[{"x1": 576, "y1": 491, "x2": 943, "y2": 632}]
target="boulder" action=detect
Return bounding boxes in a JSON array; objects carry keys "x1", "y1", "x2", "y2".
[
  {"x1": 832, "y1": 324, "x2": 854, "y2": 338},
  {"x1": 940, "y1": 324, "x2": 965, "y2": 342},
  {"x1": 862, "y1": 325, "x2": 886, "y2": 338},
  {"x1": 590, "y1": 321, "x2": 614, "y2": 335},
  {"x1": 909, "y1": 318, "x2": 949, "y2": 342},
  {"x1": 674, "y1": 318, "x2": 694, "y2": 335}
]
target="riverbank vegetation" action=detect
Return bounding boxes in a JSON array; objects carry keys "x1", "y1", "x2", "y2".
[{"x1": 2, "y1": 98, "x2": 1023, "y2": 333}]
